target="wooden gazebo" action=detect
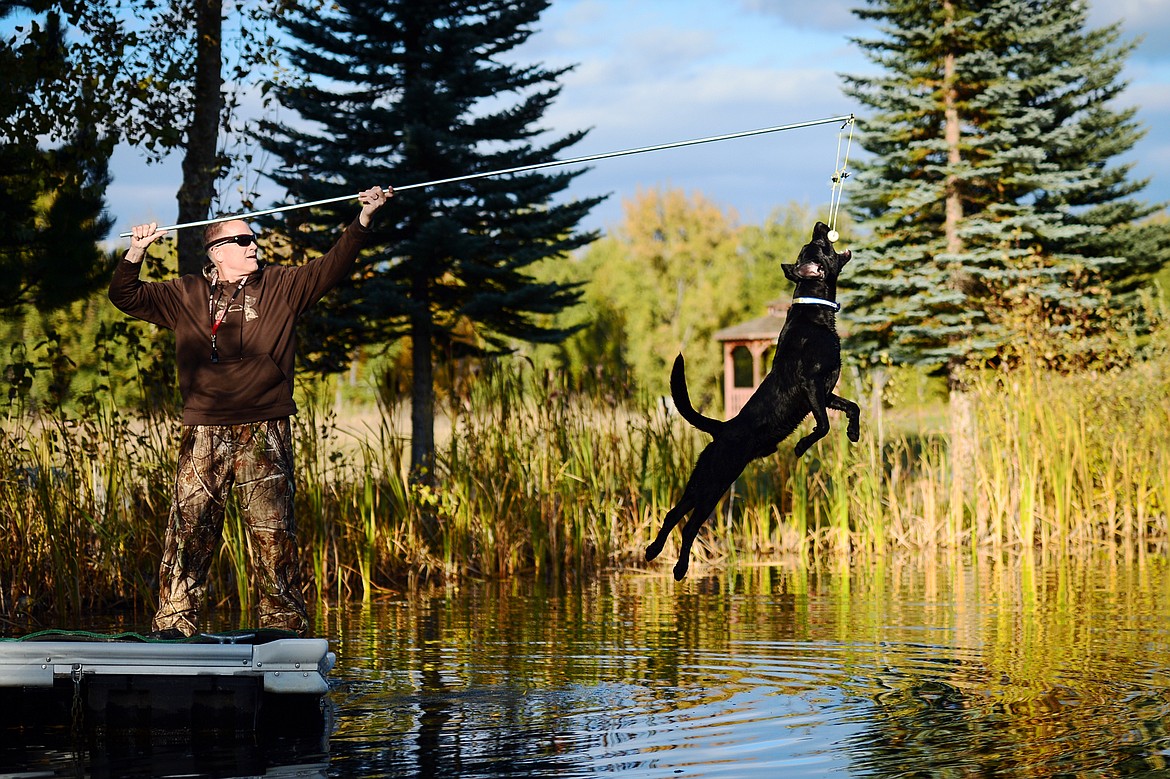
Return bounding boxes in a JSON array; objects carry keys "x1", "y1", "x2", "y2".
[{"x1": 712, "y1": 298, "x2": 789, "y2": 418}]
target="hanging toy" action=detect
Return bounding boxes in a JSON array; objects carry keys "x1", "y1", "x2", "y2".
[{"x1": 826, "y1": 115, "x2": 855, "y2": 244}]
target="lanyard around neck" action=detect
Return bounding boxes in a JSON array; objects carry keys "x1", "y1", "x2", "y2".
[
  {"x1": 209, "y1": 277, "x2": 247, "y2": 363},
  {"x1": 210, "y1": 276, "x2": 247, "y2": 335}
]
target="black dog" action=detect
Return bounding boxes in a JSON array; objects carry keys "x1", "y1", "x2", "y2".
[{"x1": 646, "y1": 221, "x2": 861, "y2": 580}]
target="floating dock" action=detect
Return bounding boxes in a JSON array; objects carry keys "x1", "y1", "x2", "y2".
[{"x1": 0, "y1": 630, "x2": 335, "y2": 736}]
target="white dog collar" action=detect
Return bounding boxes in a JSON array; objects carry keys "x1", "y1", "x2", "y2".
[{"x1": 792, "y1": 297, "x2": 841, "y2": 311}]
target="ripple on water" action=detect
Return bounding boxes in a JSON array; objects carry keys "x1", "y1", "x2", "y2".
[
  {"x1": 533, "y1": 638, "x2": 1170, "y2": 778},
  {"x1": 324, "y1": 621, "x2": 1170, "y2": 777}
]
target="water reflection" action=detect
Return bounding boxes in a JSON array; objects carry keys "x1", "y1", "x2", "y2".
[
  {"x1": 316, "y1": 551, "x2": 1170, "y2": 778},
  {"x1": 6, "y1": 551, "x2": 1170, "y2": 777}
]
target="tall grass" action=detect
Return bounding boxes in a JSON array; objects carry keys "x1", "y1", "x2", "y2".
[
  {"x1": 964, "y1": 360, "x2": 1170, "y2": 550},
  {"x1": 2, "y1": 348, "x2": 1168, "y2": 625},
  {"x1": 431, "y1": 363, "x2": 697, "y2": 576},
  {"x1": 0, "y1": 397, "x2": 173, "y2": 621}
]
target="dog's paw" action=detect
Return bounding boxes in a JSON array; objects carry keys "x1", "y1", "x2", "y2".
[
  {"x1": 848, "y1": 425, "x2": 860, "y2": 443},
  {"x1": 645, "y1": 541, "x2": 662, "y2": 562},
  {"x1": 673, "y1": 560, "x2": 689, "y2": 581}
]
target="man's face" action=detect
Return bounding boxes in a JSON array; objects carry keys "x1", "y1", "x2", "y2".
[{"x1": 208, "y1": 220, "x2": 259, "y2": 282}]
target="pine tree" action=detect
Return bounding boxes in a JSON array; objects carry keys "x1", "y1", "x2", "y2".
[
  {"x1": 256, "y1": 0, "x2": 602, "y2": 485},
  {"x1": 1, "y1": 1, "x2": 113, "y2": 313},
  {"x1": 841, "y1": 0, "x2": 1170, "y2": 379}
]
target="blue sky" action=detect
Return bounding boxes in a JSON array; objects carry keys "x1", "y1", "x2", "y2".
[{"x1": 100, "y1": 0, "x2": 1170, "y2": 242}]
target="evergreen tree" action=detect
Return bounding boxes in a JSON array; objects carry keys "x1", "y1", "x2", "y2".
[
  {"x1": 0, "y1": 137, "x2": 116, "y2": 311},
  {"x1": 841, "y1": 0, "x2": 1170, "y2": 379},
  {"x1": 1, "y1": 1, "x2": 114, "y2": 313},
  {"x1": 257, "y1": 0, "x2": 603, "y2": 484}
]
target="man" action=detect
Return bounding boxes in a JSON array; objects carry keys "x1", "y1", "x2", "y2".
[{"x1": 109, "y1": 186, "x2": 391, "y2": 637}]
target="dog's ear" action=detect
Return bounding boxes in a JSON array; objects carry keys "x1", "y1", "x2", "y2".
[
  {"x1": 782, "y1": 263, "x2": 800, "y2": 283},
  {"x1": 836, "y1": 248, "x2": 852, "y2": 268}
]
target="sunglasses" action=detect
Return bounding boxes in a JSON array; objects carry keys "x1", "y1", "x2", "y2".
[{"x1": 204, "y1": 234, "x2": 256, "y2": 251}]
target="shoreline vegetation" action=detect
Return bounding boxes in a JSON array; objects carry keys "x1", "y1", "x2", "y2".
[{"x1": 2, "y1": 347, "x2": 1168, "y2": 626}]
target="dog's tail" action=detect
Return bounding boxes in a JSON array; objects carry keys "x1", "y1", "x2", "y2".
[{"x1": 671, "y1": 354, "x2": 723, "y2": 435}]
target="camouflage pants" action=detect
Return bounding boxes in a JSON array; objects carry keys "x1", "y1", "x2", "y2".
[{"x1": 152, "y1": 418, "x2": 308, "y2": 636}]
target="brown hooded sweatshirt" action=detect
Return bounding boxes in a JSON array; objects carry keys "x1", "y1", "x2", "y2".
[{"x1": 109, "y1": 220, "x2": 370, "y2": 426}]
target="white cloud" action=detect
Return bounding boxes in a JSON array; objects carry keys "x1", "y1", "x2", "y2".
[
  {"x1": 1088, "y1": 0, "x2": 1170, "y2": 61},
  {"x1": 736, "y1": 0, "x2": 862, "y2": 32},
  {"x1": 1122, "y1": 80, "x2": 1170, "y2": 113},
  {"x1": 540, "y1": 59, "x2": 855, "y2": 231}
]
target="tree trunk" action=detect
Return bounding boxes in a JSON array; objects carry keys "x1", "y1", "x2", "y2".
[
  {"x1": 410, "y1": 321, "x2": 436, "y2": 482},
  {"x1": 942, "y1": 1, "x2": 970, "y2": 393},
  {"x1": 942, "y1": 4, "x2": 963, "y2": 257},
  {"x1": 941, "y1": 2, "x2": 973, "y2": 543},
  {"x1": 948, "y1": 387, "x2": 978, "y2": 546},
  {"x1": 176, "y1": 0, "x2": 224, "y2": 276}
]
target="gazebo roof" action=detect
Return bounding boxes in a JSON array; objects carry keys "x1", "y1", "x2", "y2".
[
  {"x1": 714, "y1": 314, "x2": 783, "y2": 342},
  {"x1": 713, "y1": 297, "x2": 789, "y2": 343}
]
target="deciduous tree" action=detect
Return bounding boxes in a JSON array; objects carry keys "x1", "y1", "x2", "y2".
[
  {"x1": 552, "y1": 191, "x2": 820, "y2": 412},
  {"x1": 5, "y1": 0, "x2": 286, "y2": 275}
]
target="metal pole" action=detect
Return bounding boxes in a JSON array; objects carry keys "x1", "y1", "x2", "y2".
[{"x1": 119, "y1": 114, "x2": 855, "y2": 237}]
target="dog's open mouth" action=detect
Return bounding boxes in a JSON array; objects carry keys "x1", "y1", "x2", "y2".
[{"x1": 795, "y1": 262, "x2": 824, "y2": 279}]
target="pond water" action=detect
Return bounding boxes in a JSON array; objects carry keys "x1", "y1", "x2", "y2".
[{"x1": 6, "y1": 550, "x2": 1170, "y2": 777}]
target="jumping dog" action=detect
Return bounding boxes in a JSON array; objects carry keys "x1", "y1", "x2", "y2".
[{"x1": 646, "y1": 221, "x2": 860, "y2": 580}]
